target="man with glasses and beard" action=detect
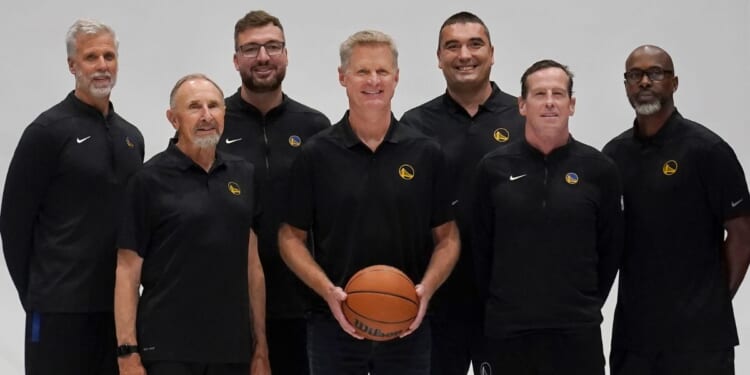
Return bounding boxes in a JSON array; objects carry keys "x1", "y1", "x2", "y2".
[
  {"x1": 0, "y1": 18, "x2": 144, "y2": 375},
  {"x1": 217, "y1": 10, "x2": 330, "y2": 374},
  {"x1": 603, "y1": 45, "x2": 750, "y2": 375}
]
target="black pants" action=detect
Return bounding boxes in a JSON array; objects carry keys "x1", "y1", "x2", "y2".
[
  {"x1": 429, "y1": 314, "x2": 484, "y2": 375},
  {"x1": 307, "y1": 312, "x2": 431, "y2": 374},
  {"x1": 145, "y1": 362, "x2": 249, "y2": 375},
  {"x1": 267, "y1": 317, "x2": 309, "y2": 375},
  {"x1": 610, "y1": 347, "x2": 735, "y2": 375},
  {"x1": 479, "y1": 327, "x2": 605, "y2": 375},
  {"x1": 25, "y1": 311, "x2": 118, "y2": 375}
]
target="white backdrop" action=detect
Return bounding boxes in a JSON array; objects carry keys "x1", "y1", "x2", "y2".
[{"x1": 1, "y1": 1, "x2": 748, "y2": 374}]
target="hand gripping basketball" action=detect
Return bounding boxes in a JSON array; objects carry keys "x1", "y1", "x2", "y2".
[{"x1": 342, "y1": 265, "x2": 420, "y2": 341}]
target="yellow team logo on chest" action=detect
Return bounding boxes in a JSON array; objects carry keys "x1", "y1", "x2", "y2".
[
  {"x1": 228, "y1": 181, "x2": 242, "y2": 196},
  {"x1": 493, "y1": 128, "x2": 510, "y2": 143},
  {"x1": 662, "y1": 160, "x2": 678, "y2": 176},
  {"x1": 565, "y1": 172, "x2": 579, "y2": 185},
  {"x1": 125, "y1": 137, "x2": 135, "y2": 148},
  {"x1": 288, "y1": 135, "x2": 302, "y2": 147},
  {"x1": 398, "y1": 164, "x2": 415, "y2": 181}
]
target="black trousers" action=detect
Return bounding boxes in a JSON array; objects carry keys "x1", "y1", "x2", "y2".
[
  {"x1": 479, "y1": 326, "x2": 605, "y2": 375},
  {"x1": 25, "y1": 311, "x2": 118, "y2": 375},
  {"x1": 610, "y1": 347, "x2": 734, "y2": 375},
  {"x1": 267, "y1": 317, "x2": 309, "y2": 375},
  {"x1": 145, "y1": 362, "x2": 249, "y2": 375},
  {"x1": 307, "y1": 312, "x2": 431, "y2": 375},
  {"x1": 429, "y1": 314, "x2": 485, "y2": 375}
]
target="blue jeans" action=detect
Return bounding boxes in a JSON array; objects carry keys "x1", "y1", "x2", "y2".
[{"x1": 307, "y1": 312, "x2": 431, "y2": 375}]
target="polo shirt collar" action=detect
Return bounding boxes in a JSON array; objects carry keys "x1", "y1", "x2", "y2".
[
  {"x1": 441, "y1": 81, "x2": 514, "y2": 115},
  {"x1": 165, "y1": 139, "x2": 226, "y2": 173},
  {"x1": 336, "y1": 111, "x2": 405, "y2": 149},
  {"x1": 633, "y1": 109, "x2": 682, "y2": 145}
]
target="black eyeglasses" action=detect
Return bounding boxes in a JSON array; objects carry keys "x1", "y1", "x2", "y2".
[
  {"x1": 236, "y1": 41, "x2": 286, "y2": 58},
  {"x1": 624, "y1": 68, "x2": 674, "y2": 84}
]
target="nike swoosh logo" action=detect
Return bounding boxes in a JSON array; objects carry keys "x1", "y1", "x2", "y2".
[
  {"x1": 76, "y1": 136, "x2": 91, "y2": 144},
  {"x1": 225, "y1": 138, "x2": 242, "y2": 144},
  {"x1": 509, "y1": 174, "x2": 527, "y2": 181},
  {"x1": 451, "y1": 200, "x2": 459, "y2": 206},
  {"x1": 731, "y1": 198, "x2": 744, "y2": 208}
]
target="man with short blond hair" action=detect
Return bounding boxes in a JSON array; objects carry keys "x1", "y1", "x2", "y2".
[{"x1": 279, "y1": 30, "x2": 460, "y2": 374}]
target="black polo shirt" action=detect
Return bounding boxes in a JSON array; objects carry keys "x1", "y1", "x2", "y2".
[
  {"x1": 284, "y1": 112, "x2": 454, "y2": 312},
  {"x1": 117, "y1": 143, "x2": 259, "y2": 363},
  {"x1": 0, "y1": 91, "x2": 144, "y2": 312},
  {"x1": 473, "y1": 138, "x2": 623, "y2": 339},
  {"x1": 400, "y1": 82, "x2": 524, "y2": 317},
  {"x1": 603, "y1": 110, "x2": 750, "y2": 352},
  {"x1": 219, "y1": 90, "x2": 330, "y2": 319}
]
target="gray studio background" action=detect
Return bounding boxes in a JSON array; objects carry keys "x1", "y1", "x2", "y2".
[{"x1": 0, "y1": 1, "x2": 748, "y2": 374}]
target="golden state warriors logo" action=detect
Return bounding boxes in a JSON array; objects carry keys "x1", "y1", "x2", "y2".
[
  {"x1": 565, "y1": 172, "x2": 579, "y2": 185},
  {"x1": 227, "y1": 181, "x2": 241, "y2": 196},
  {"x1": 398, "y1": 164, "x2": 415, "y2": 181},
  {"x1": 662, "y1": 160, "x2": 678, "y2": 176},
  {"x1": 125, "y1": 137, "x2": 135, "y2": 148},
  {"x1": 493, "y1": 128, "x2": 510, "y2": 143},
  {"x1": 288, "y1": 135, "x2": 302, "y2": 147}
]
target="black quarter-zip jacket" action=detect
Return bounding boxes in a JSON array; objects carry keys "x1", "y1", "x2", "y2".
[
  {"x1": 473, "y1": 138, "x2": 623, "y2": 339},
  {"x1": 218, "y1": 90, "x2": 330, "y2": 318},
  {"x1": 0, "y1": 91, "x2": 144, "y2": 312}
]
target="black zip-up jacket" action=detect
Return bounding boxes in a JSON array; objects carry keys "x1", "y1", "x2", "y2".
[{"x1": 1, "y1": 91, "x2": 144, "y2": 312}]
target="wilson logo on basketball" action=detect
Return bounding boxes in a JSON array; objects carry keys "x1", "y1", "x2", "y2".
[{"x1": 352, "y1": 319, "x2": 403, "y2": 339}]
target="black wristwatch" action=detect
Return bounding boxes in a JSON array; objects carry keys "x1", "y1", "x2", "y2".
[{"x1": 116, "y1": 344, "x2": 139, "y2": 357}]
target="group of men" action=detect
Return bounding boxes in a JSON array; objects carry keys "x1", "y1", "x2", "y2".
[{"x1": 1, "y1": 9, "x2": 749, "y2": 375}]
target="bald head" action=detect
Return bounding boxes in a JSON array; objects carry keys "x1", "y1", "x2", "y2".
[{"x1": 626, "y1": 45, "x2": 674, "y2": 71}]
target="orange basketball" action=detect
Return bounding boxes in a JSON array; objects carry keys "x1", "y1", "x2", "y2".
[{"x1": 342, "y1": 265, "x2": 419, "y2": 341}]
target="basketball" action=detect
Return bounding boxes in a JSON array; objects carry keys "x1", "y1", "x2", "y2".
[{"x1": 342, "y1": 265, "x2": 419, "y2": 341}]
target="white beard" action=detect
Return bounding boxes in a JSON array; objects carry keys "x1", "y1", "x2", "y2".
[
  {"x1": 634, "y1": 101, "x2": 661, "y2": 116},
  {"x1": 194, "y1": 133, "x2": 220, "y2": 149}
]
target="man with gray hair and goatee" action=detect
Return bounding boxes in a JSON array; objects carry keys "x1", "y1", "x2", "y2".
[
  {"x1": 0, "y1": 18, "x2": 144, "y2": 375},
  {"x1": 604, "y1": 45, "x2": 750, "y2": 375}
]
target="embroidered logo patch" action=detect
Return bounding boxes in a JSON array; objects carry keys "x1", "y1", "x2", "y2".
[
  {"x1": 662, "y1": 160, "x2": 678, "y2": 176},
  {"x1": 228, "y1": 181, "x2": 241, "y2": 196},
  {"x1": 565, "y1": 172, "x2": 579, "y2": 185},
  {"x1": 288, "y1": 135, "x2": 302, "y2": 147},
  {"x1": 398, "y1": 164, "x2": 415, "y2": 181},
  {"x1": 493, "y1": 128, "x2": 510, "y2": 143}
]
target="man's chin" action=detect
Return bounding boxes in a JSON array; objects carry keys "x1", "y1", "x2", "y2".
[{"x1": 634, "y1": 102, "x2": 661, "y2": 116}]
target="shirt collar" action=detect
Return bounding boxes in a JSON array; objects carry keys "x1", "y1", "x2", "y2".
[
  {"x1": 67, "y1": 90, "x2": 115, "y2": 121},
  {"x1": 336, "y1": 111, "x2": 405, "y2": 149},
  {"x1": 165, "y1": 139, "x2": 226, "y2": 173},
  {"x1": 633, "y1": 109, "x2": 682, "y2": 145},
  {"x1": 441, "y1": 81, "x2": 515, "y2": 115}
]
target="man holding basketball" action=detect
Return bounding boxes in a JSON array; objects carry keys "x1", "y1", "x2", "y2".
[
  {"x1": 472, "y1": 60, "x2": 623, "y2": 374},
  {"x1": 279, "y1": 30, "x2": 460, "y2": 374}
]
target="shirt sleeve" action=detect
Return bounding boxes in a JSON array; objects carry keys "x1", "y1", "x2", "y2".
[
  {"x1": 430, "y1": 144, "x2": 454, "y2": 227},
  {"x1": 702, "y1": 141, "x2": 750, "y2": 221},
  {"x1": 596, "y1": 158, "x2": 625, "y2": 303},
  {"x1": 0, "y1": 123, "x2": 61, "y2": 308},
  {"x1": 283, "y1": 147, "x2": 315, "y2": 231},
  {"x1": 116, "y1": 172, "x2": 151, "y2": 258}
]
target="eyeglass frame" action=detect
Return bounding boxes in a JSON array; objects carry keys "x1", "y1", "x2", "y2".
[
  {"x1": 236, "y1": 41, "x2": 286, "y2": 58},
  {"x1": 623, "y1": 67, "x2": 674, "y2": 84}
]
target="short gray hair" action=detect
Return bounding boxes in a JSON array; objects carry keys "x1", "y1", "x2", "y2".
[
  {"x1": 169, "y1": 73, "x2": 225, "y2": 109},
  {"x1": 66, "y1": 18, "x2": 118, "y2": 58},
  {"x1": 339, "y1": 30, "x2": 398, "y2": 70}
]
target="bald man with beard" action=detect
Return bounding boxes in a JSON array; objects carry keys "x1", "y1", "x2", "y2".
[{"x1": 603, "y1": 45, "x2": 750, "y2": 375}]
